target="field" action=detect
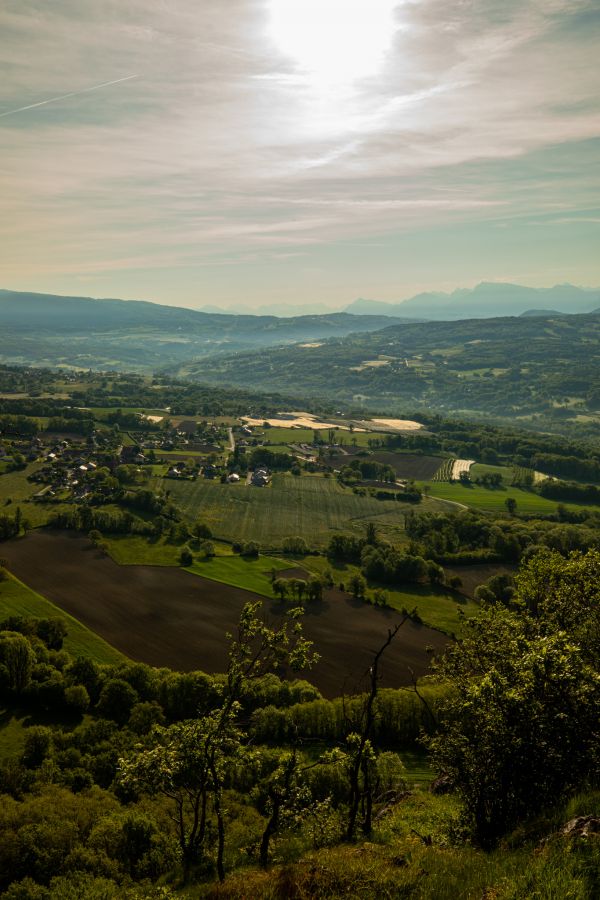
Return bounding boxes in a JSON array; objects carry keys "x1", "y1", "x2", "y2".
[
  {"x1": 105, "y1": 534, "x2": 291, "y2": 596},
  {"x1": 368, "y1": 452, "x2": 444, "y2": 481},
  {"x1": 443, "y1": 562, "x2": 517, "y2": 598},
  {"x1": 163, "y1": 473, "x2": 409, "y2": 547},
  {"x1": 423, "y1": 482, "x2": 566, "y2": 514},
  {"x1": 303, "y1": 556, "x2": 478, "y2": 635},
  {"x1": 470, "y1": 463, "x2": 514, "y2": 484},
  {"x1": 0, "y1": 462, "x2": 71, "y2": 527},
  {"x1": 1, "y1": 532, "x2": 448, "y2": 698},
  {"x1": 0, "y1": 570, "x2": 125, "y2": 665}
]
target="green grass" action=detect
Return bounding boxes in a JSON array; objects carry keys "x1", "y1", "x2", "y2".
[
  {"x1": 470, "y1": 463, "x2": 514, "y2": 484},
  {"x1": 261, "y1": 426, "x2": 386, "y2": 448},
  {"x1": 103, "y1": 534, "x2": 182, "y2": 566},
  {"x1": 422, "y1": 482, "x2": 568, "y2": 515},
  {"x1": 103, "y1": 534, "x2": 293, "y2": 598},
  {"x1": 302, "y1": 557, "x2": 476, "y2": 636},
  {"x1": 262, "y1": 427, "x2": 314, "y2": 444},
  {"x1": 162, "y1": 473, "x2": 409, "y2": 548},
  {"x1": 0, "y1": 463, "x2": 73, "y2": 527},
  {"x1": 0, "y1": 572, "x2": 125, "y2": 665},
  {"x1": 189, "y1": 554, "x2": 292, "y2": 596}
]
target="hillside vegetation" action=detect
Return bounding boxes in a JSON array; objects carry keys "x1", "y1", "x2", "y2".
[{"x1": 178, "y1": 311, "x2": 600, "y2": 432}]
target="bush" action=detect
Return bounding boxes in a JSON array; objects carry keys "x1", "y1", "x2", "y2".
[{"x1": 178, "y1": 547, "x2": 193, "y2": 566}]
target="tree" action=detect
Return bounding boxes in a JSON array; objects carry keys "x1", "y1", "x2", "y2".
[
  {"x1": 348, "y1": 574, "x2": 367, "y2": 600},
  {"x1": 272, "y1": 579, "x2": 289, "y2": 602},
  {"x1": 505, "y1": 496, "x2": 517, "y2": 515},
  {"x1": 98, "y1": 679, "x2": 138, "y2": 725},
  {"x1": 179, "y1": 547, "x2": 193, "y2": 566},
  {"x1": 0, "y1": 632, "x2": 35, "y2": 694},
  {"x1": 119, "y1": 601, "x2": 318, "y2": 882},
  {"x1": 343, "y1": 619, "x2": 407, "y2": 839},
  {"x1": 428, "y1": 603, "x2": 600, "y2": 846}
]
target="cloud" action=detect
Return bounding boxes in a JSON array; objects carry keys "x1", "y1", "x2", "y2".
[{"x1": 0, "y1": 0, "x2": 598, "y2": 303}]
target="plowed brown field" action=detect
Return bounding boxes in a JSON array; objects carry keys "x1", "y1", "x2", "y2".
[{"x1": 2, "y1": 531, "x2": 447, "y2": 697}]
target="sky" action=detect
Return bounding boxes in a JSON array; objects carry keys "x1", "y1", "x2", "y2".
[{"x1": 1, "y1": 0, "x2": 599, "y2": 312}]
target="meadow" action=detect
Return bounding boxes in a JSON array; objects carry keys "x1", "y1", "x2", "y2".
[
  {"x1": 423, "y1": 481, "x2": 568, "y2": 514},
  {"x1": 0, "y1": 570, "x2": 124, "y2": 665},
  {"x1": 163, "y1": 473, "x2": 409, "y2": 547}
]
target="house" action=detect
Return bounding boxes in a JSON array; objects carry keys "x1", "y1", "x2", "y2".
[
  {"x1": 251, "y1": 468, "x2": 269, "y2": 487},
  {"x1": 227, "y1": 473, "x2": 240, "y2": 483}
]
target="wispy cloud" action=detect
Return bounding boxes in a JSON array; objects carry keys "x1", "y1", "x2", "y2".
[{"x1": 0, "y1": 75, "x2": 139, "y2": 119}]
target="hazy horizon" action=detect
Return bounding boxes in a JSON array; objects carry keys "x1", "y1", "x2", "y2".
[{"x1": 1, "y1": 1, "x2": 599, "y2": 310}]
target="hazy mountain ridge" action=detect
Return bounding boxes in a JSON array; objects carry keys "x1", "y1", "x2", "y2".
[
  {"x1": 0, "y1": 289, "x2": 420, "y2": 371},
  {"x1": 345, "y1": 282, "x2": 600, "y2": 320}
]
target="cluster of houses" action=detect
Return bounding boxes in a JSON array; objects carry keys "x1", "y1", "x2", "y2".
[{"x1": 250, "y1": 467, "x2": 270, "y2": 487}]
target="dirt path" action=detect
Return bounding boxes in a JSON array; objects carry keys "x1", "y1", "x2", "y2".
[{"x1": 2, "y1": 531, "x2": 447, "y2": 697}]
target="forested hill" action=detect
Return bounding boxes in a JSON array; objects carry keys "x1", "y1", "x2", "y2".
[
  {"x1": 175, "y1": 310, "x2": 600, "y2": 431},
  {"x1": 0, "y1": 289, "x2": 417, "y2": 371}
]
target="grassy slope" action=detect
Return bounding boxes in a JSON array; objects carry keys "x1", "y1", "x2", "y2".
[
  {"x1": 164, "y1": 473, "x2": 409, "y2": 547},
  {"x1": 303, "y1": 557, "x2": 478, "y2": 636},
  {"x1": 470, "y1": 462, "x2": 514, "y2": 484},
  {"x1": 0, "y1": 572, "x2": 125, "y2": 665},
  {"x1": 102, "y1": 533, "x2": 472, "y2": 635},
  {"x1": 195, "y1": 789, "x2": 600, "y2": 900},
  {"x1": 0, "y1": 463, "x2": 71, "y2": 527},
  {"x1": 423, "y1": 482, "x2": 568, "y2": 514},
  {"x1": 104, "y1": 534, "x2": 292, "y2": 597}
]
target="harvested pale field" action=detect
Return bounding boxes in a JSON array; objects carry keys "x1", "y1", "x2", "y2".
[
  {"x1": 451, "y1": 459, "x2": 475, "y2": 480},
  {"x1": 364, "y1": 418, "x2": 424, "y2": 432},
  {"x1": 1, "y1": 532, "x2": 447, "y2": 698},
  {"x1": 242, "y1": 413, "x2": 366, "y2": 431},
  {"x1": 533, "y1": 470, "x2": 554, "y2": 484}
]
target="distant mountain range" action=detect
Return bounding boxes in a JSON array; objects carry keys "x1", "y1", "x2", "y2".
[
  {"x1": 344, "y1": 283, "x2": 600, "y2": 320},
  {"x1": 0, "y1": 289, "x2": 418, "y2": 371}
]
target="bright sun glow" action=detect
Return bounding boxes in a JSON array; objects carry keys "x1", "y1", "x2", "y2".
[{"x1": 269, "y1": 0, "x2": 397, "y2": 89}]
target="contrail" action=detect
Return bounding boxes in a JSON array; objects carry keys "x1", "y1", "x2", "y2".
[{"x1": 0, "y1": 74, "x2": 139, "y2": 119}]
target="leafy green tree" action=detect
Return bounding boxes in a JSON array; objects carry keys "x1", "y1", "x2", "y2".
[
  {"x1": 178, "y1": 547, "x2": 193, "y2": 566},
  {"x1": 272, "y1": 579, "x2": 289, "y2": 602},
  {"x1": 64, "y1": 684, "x2": 90, "y2": 714},
  {"x1": 348, "y1": 574, "x2": 367, "y2": 600},
  {"x1": 97, "y1": 679, "x2": 138, "y2": 725},
  {"x1": 0, "y1": 631, "x2": 35, "y2": 694},
  {"x1": 119, "y1": 601, "x2": 317, "y2": 882},
  {"x1": 505, "y1": 496, "x2": 517, "y2": 515},
  {"x1": 428, "y1": 603, "x2": 600, "y2": 846}
]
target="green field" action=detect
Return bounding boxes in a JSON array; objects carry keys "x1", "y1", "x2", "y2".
[
  {"x1": 260, "y1": 426, "x2": 388, "y2": 448},
  {"x1": 262, "y1": 427, "x2": 314, "y2": 444},
  {"x1": 470, "y1": 463, "x2": 514, "y2": 484},
  {"x1": 163, "y1": 473, "x2": 409, "y2": 547},
  {"x1": 189, "y1": 554, "x2": 291, "y2": 596},
  {"x1": 104, "y1": 534, "x2": 181, "y2": 566},
  {"x1": 104, "y1": 534, "x2": 291, "y2": 597},
  {"x1": 303, "y1": 556, "x2": 477, "y2": 635},
  {"x1": 0, "y1": 463, "x2": 72, "y2": 527},
  {"x1": 0, "y1": 573, "x2": 125, "y2": 665},
  {"x1": 424, "y1": 482, "x2": 565, "y2": 514}
]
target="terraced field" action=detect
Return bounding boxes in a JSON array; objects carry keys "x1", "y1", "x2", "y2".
[{"x1": 163, "y1": 473, "x2": 408, "y2": 547}]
